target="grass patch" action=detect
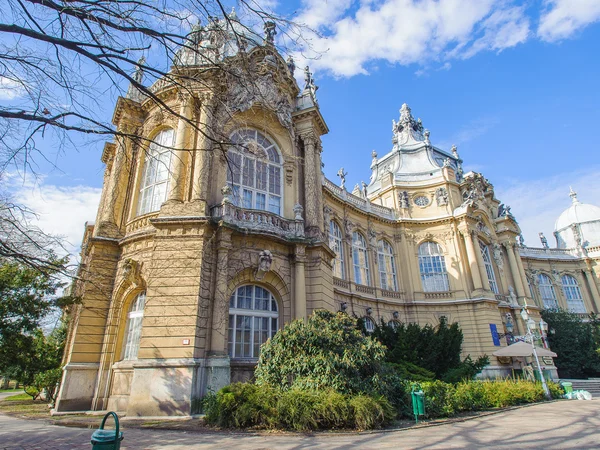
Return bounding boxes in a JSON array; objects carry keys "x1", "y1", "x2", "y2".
[
  {"x1": 0, "y1": 388, "x2": 20, "y2": 393},
  {"x1": 4, "y1": 393, "x2": 31, "y2": 401},
  {"x1": 0, "y1": 397, "x2": 49, "y2": 418}
]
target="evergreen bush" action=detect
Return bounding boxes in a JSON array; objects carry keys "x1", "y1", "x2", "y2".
[{"x1": 255, "y1": 310, "x2": 386, "y2": 394}]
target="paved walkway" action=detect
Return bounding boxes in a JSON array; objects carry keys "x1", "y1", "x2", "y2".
[{"x1": 1, "y1": 399, "x2": 599, "y2": 449}]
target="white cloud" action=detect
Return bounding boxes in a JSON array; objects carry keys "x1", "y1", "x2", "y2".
[
  {"x1": 436, "y1": 116, "x2": 499, "y2": 150},
  {"x1": 0, "y1": 76, "x2": 25, "y2": 100},
  {"x1": 9, "y1": 178, "x2": 101, "y2": 257},
  {"x1": 538, "y1": 0, "x2": 600, "y2": 41},
  {"x1": 295, "y1": 0, "x2": 531, "y2": 77},
  {"x1": 495, "y1": 167, "x2": 600, "y2": 247}
]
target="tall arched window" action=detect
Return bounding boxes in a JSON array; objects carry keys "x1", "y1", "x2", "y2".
[
  {"x1": 137, "y1": 129, "x2": 175, "y2": 215},
  {"x1": 363, "y1": 317, "x2": 376, "y2": 334},
  {"x1": 329, "y1": 221, "x2": 345, "y2": 279},
  {"x1": 479, "y1": 240, "x2": 499, "y2": 294},
  {"x1": 538, "y1": 274, "x2": 558, "y2": 309},
  {"x1": 418, "y1": 241, "x2": 449, "y2": 292},
  {"x1": 227, "y1": 129, "x2": 282, "y2": 215},
  {"x1": 122, "y1": 292, "x2": 146, "y2": 360},
  {"x1": 228, "y1": 285, "x2": 279, "y2": 359},
  {"x1": 378, "y1": 240, "x2": 398, "y2": 291},
  {"x1": 352, "y1": 231, "x2": 370, "y2": 286},
  {"x1": 562, "y1": 275, "x2": 586, "y2": 313}
]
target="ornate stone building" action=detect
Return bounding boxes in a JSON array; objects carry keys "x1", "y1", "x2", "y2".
[{"x1": 55, "y1": 13, "x2": 600, "y2": 417}]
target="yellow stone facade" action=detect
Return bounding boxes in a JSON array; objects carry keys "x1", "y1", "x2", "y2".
[{"x1": 55, "y1": 18, "x2": 600, "y2": 417}]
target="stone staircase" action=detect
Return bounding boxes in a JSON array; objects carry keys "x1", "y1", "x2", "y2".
[{"x1": 560, "y1": 379, "x2": 600, "y2": 397}]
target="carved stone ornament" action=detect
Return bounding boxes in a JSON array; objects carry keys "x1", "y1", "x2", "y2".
[
  {"x1": 293, "y1": 203, "x2": 304, "y2": 221},
  {"x1": 123, "y1": 258, "x2": 144, "y2": 288},
  {"x1": 460, "y1": 173, "x2": 491, "y2": 207},
  {"x1": 508, "y1": 286, "x2": 518, "y2": 305},
  {"x1": 221, "y1": 184, "x2": 233, "y2": 204},
  {"x1": 435, "y1": 187, "x2": 449, "y2": 206},
  {"x1": 226, "y1": 68, "x2": 293, "y2": 130},
  {"x1": 399, "y1": 191, "x2": 410, "y2": 209},
  {"x1": 492, "y1": 243, "x2": 504, "y2": 273},
  {"x1": 392, "y1": 103, "x2": 425, "y2": 146},
  {"x1": 476, "y1": 218, "x2": 491, "y2": 237},
  {"x1": 368, "y1": 227, "x2": 377, "y2": 246},
  {"x1": 255, "y1": 250, "x2": 273, "y2": 281}
]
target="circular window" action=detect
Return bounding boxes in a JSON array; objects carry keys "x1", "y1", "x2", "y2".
[{"x1": 414, "y1": 195, "x2": 429, "y2": 207}]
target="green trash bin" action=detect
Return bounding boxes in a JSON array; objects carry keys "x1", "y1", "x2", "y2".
[
  {"x1": 411, "y1": 384, "x2": 426, "y2": 423},
  {"x1": 91, "y1": 412, "x2": 123, "y2": 450},
  {"x1": 561, "y1": 382, "x2": 573, "y2": 394}
]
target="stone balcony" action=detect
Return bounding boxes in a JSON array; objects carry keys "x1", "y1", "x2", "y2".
[
  {"x1": 333, "y1": 277, "x2": 404, "y2": 301},
  {"x1": 210, "y1": 202, "x2": 305, "y2": 240}
]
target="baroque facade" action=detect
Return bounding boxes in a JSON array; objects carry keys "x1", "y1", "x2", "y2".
[{"x1": 55, "y1": 13, "x2": 600, "y2": 417}]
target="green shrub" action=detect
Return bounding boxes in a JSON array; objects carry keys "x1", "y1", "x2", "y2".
[
  {"x1": 255, "y1": 310, "x2": 386, "y2": 395},
  {"x1": 349, "y1": 394, "x2": 394, "y2": 430},
  {"x1": 203, "y1": 383, "x2": 395, "y2": 431},
  {"x1": 32, "y1": 368, "x2": 62, "y2": 402},
  {"x1": 442, "y1": 356, "x2": 489, "y2": 383},
  {"x1": 203, "y1": 383, "x2": 277, "y2": 429},
  {"x1": 24, "y1": 385, "x2": 40, "y2": 400},
  {"x1": 421, "y1": 381, "x2": 457, "y2": 417}
]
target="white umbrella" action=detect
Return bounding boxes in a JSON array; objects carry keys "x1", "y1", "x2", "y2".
[{"x1": 493, "y1": 341, "x2": 557, "y2": 358}]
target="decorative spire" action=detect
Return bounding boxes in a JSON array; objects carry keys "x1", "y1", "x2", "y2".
[
  {"x1": 569, "y1": 186, "x2": 580, "y2": 204},
  {"x1": 125, "y1": 56, "x2": 146, "y2": 102},
  {"x1": 392, "y1": 103, "x2": 425, "y2": 145},
  {"x1": 303, "y1": 65, "x2": 319, "y2": 104}
]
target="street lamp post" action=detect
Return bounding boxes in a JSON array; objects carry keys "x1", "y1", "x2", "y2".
[{"x1": 521, "y1": 307, "x2": 551, "y2": 400}]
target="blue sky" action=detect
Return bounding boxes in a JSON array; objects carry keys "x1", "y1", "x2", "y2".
[{"x1": 3, "y1": 0, "x2": 600, "y2": 256}]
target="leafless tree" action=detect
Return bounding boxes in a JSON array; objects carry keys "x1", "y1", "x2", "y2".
[{"x1": 0, "y1": 0, "x2": 312, "y2": 273}]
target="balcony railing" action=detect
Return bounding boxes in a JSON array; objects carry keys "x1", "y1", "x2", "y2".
[
  {"x1": 332, "y1": 277, "x2": 404, "y2": 300},
  {"x1": 125, "y1": 212, "x2": 159, "y2": 234},
  {"x1": 211, "y1": 202, "x2": 305, "y2": 239},
  {"x1": 322, "y1": 178, "x2": 396, "y2": 220}
]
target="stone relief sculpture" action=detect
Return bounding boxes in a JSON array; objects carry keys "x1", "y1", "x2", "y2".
[
  {"x1": 255, "y1": 250, "x2": 273, "y2": 280},
  {"x1": 293, "y1": 203, "x2": 304, "y2": 221},
  {"x1": 492, "y1": 243, "x2": 504, "y2": 273},
  {"x1": 435, "y1": 187, "x2": 449, "y2": 206},
  {"x1": 508, "y1": 286, "x2": 518, "y2": 305},
  {"x1": 286, "y1": 55, "x2": 295, "y2": 75},
  {"x1": 399, "y1": 191, "x2": 410, "y2": 209},
  {"x1": 123, "y1": 258, "x2": 144, "y2": 288}
]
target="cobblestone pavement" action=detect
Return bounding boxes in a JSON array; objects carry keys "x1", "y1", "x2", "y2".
[{"x1": 1, "y1": 399, "x2": 599, "y2": 449}]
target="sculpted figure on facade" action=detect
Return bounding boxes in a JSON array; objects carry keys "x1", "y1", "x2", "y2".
[
  {"x1": 361, "y1": 181, "x2": 368, "y2": 200},
  {"x1": 508, "y1": 286, "x2": 518, "y2": 305},
  {"x1": 286, "y1": 55, "x2": 295, "y2": 75},
  {"x1": 539, "y1": 232, "x2": 549, "y2": 249},
  {"x1": 399, "y1": 191, "x2": 410, "y2": 209},
  {"x1": 435, "y1": 187, "x2": 449, "y2": 206},
  {"x1": 492, "y1": 243, "x2": 504, "y2": 273},
  {"x1": 255, "y1": 250, "x2": 273, "y2": 280},
  {"x1": 337, "y1": 167, "x2": 347, "y2": 189}
]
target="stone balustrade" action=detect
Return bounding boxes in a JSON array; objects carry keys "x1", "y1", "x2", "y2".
[
  {"x1": 322, "y1": 178, "x2": 396, "y2": 220},
  {"x1": 332, "y1": 277, "x2": 405, "y2": 300},
  {"x1": 211, "y1": 202, "x2": 305, "y2": 239},
  {"x1": 125, "y1": 212, "x2": 159, "y2": 234}
]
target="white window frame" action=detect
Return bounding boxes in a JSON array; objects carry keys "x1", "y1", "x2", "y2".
[
  {"x1": 228, "y1": 285, "x2": 279, "y2": 359},
  {"x1": 329, "y1": 220, "x2": 345, "y2": 279},
  {"x1": 561, "y1": 275, "x2": 586, "y2": 313},
  {"x1": 352, "y1": 231, "x2": 370, "y2": 286},
  {"x1": 538, "y1": 274, "x2": 559, "y2": 309},
  {"x1": 137, "y1": 129, "x2": 175, "y2": 215},
  {"x1": 364, "y1": 317, "x2": 376, "y2": 334},
  {"x1": 418, "y1": 241, "x2": 450, "y2": 292},
  {"x1": 479, "y1": 240, "x2": 499, "y2": 294},
  {"x1": 227, "y1": 129, "x2": 283, "y2": 216},
  {"x1": 378, "y1": 240, "x2": 398, "y2": 291},
  {"x1": 122, "y1": 292, "x2": 146, "y2": 361}
]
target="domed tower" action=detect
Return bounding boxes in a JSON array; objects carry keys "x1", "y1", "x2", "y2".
[
  {"x1": 56, "y1": 12, "x2": 329, "y2": 416},
  {"x1": 554, "y1": 188, "x2": 600, "y2": 249}
]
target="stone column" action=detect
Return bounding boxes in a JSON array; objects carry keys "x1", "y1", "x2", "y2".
[
  {"x1": 294, "y1": 245, "x2": 307, "y2": 320},
  {"x1": 462, "y1": 230, "x2": 483, "y2": 292},
  {"x1": 504, "y1": 242, "x2": 526, "y2": 298},
  {"x1": 209, "y1": 231, "x2": 232, "y2": 355},
  {"x1": 167, "y1": 93, "x2": 192, "y2": 203},
  {"x1": 206, "y1": 230, "x2": 232, "y2": 394},
  {"x1": 473, "y1": 236, "x2": 492, "y2": 292},
  {"x1": 95, "y1": 124, "x2": 136, "y2": 238},
  {"x1": 301, "y1": 133, "x2": 324, "y2": 237},
  {"x1": 192, "y1": 95, "x2": 215, "y2": 214},
  {"x1": 513, "y1": 246, "x2": 531, "y2": 299},
  {"x1": 584, "y1": 269, "x2": 600, "y2": 307}
]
